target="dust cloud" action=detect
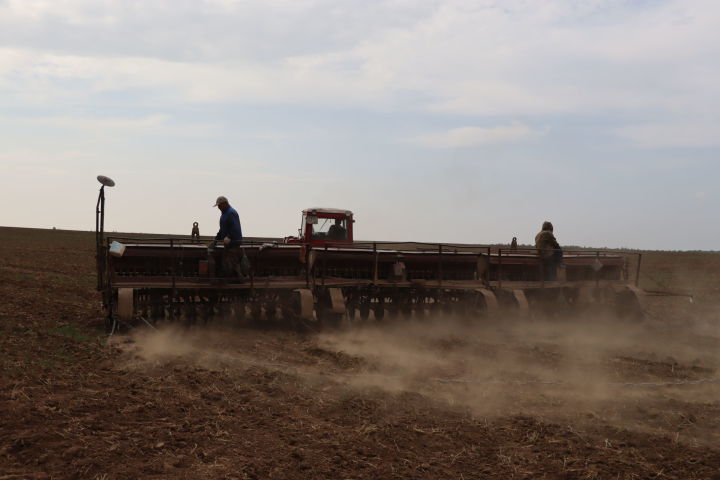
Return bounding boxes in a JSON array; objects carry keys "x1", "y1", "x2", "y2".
[
  {"x1": 121, "y1": 327, "x2": 197, "y2": 362},
  {"x1": 113, "y1": 326, "x2": 273, "y2": 372},
  {"x1": 318, "y1": 311, "x2": 720, "y2": 426},
  {"x1": 111, "y1": 296, "x2": 720, "y2": 444}
]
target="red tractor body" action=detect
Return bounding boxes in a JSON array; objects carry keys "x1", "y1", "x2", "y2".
[{"x1": 285, "y1": 208, "x2": 354, "y2": 247}]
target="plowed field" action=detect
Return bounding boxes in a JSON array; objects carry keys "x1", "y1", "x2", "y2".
[{"x1": 2, "y1": 226, "x2": 720, "y2": 479}]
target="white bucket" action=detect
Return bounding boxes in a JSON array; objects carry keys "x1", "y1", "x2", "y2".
[{"x1": 109, "y1": 241, "x2": 126, "y2": 257}]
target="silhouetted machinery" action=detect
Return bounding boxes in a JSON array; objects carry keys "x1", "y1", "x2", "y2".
[{"x1": 95, "y1": 180, "x2": 647, "y2": 331}]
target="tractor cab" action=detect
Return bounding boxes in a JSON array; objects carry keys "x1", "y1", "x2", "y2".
[{"x1": 286, "y1": 208, "x2": 354, "y2": 246}]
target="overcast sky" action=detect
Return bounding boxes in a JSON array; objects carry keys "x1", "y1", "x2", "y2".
[{"x1": 1, "y1": 0, "x2": 718, "y2": 250}]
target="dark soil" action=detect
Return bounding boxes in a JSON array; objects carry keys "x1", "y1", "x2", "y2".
[{"x1": 2, "y1": 226, "x2": 720, "y2": 479}]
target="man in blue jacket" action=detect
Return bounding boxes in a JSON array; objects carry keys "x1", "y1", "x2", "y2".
[{"x1": 212, "y1": 196, "x2": 243, "y2": 278}]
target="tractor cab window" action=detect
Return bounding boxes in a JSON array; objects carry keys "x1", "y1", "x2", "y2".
[{"x1": 312, "y1": 217, "x2": 347, "y2": 241}]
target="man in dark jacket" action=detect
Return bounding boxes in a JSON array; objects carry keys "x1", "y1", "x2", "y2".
[
  {"x1": 534, "y1": 221, "x2": 562, "y2": 280},
  {"x1": 327, "y1": 218, "x2": 347, "y2": 241},
  {"x1": 213, "y1": 196, "x2": 243, "y2": 278}
]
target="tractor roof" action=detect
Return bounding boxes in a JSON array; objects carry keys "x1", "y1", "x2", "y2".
[{"x1": 303, "y1": 207, "x2": 353, "y2": 216}]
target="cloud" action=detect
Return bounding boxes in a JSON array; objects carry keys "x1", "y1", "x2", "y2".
[
  {"x1": 3, "y1": 0, "x2": 119, "y2": 25},
  {"x1": 0, "y1": 113, "x2": 218, "y2": 137},
  {"x1": 1, "y1": 0, "x2": 719, "y2": 119},
  {"x1": 0, "y1": 0, "x2": 440, "y2": 62},
  {"x1": 616, "y1": 123, "x2": 720, "y2": 148},
  {"x1": 401, "y1": 124, "x2": 537, "y2": 148},
  {"x1": 0, "y1": 48, "x2": 390, "y2": 109},
  {"x1": 1, "y1": 0, "x2": 720, "y2": 249},
  {"x1": 25, "y1": 114, "x2": 169, "y2": 129}
]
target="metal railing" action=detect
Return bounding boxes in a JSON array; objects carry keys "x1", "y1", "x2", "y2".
[
  {"x1": 103, "y1": 236, "x2": 643, "y2": 290},
  {"x1": 495, "y1": 247, "x2": 642, "y2": 288}
]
